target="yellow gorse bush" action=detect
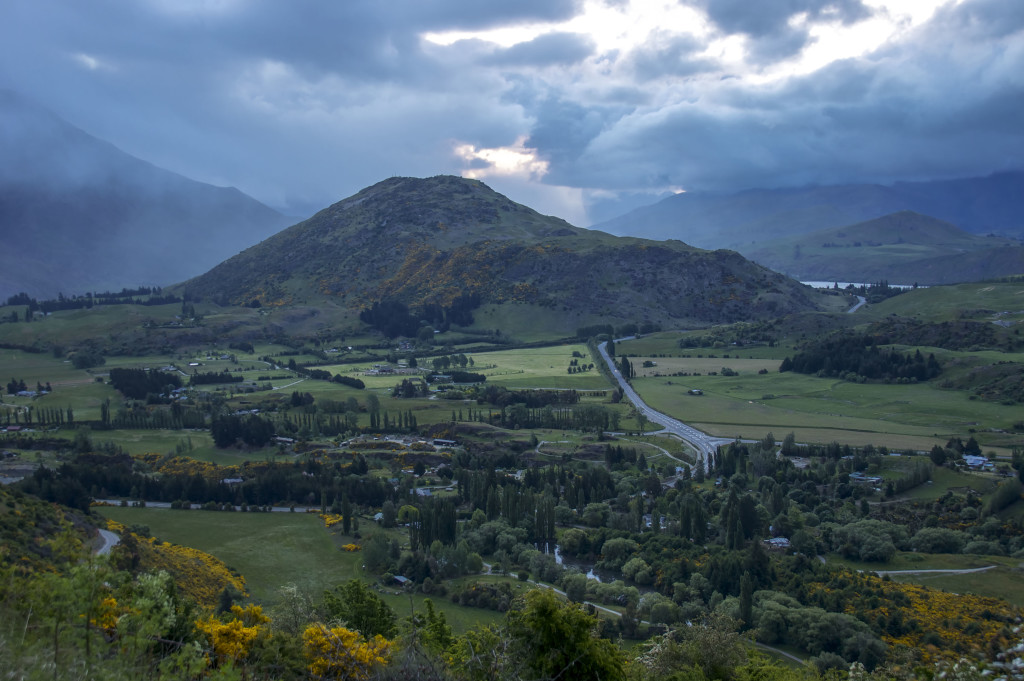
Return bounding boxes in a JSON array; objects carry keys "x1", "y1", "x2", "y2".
[
  {"x1": 196, "y1": 604, "x2": 270, "y2": 662},
  {"x1": 808, "y1": 572, "x2": 1021, "y2": 662},
  {"x1": 320, "y1": 514, "x2": 344, "y2": 528},
  {"x1": 302, "y1": 624, "x2": 392, "y2": 681},
  {"x1": 132, "y1": 534, "x2": 247, "y2": 609},
  {"x1": 92, "y1": 596, "x2": 121, "y2": 634}
]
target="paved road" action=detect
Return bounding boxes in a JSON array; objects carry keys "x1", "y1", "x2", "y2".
[
  {"x1": 869, "y1": 565, "x2": 996, "y2": 576},
  {"x1": 95, "y1": 528, "x2": 120, "y2": 555},
  {"x1": 847, "y1": 295, "x2": 867, "y2": 314},
  {"x1": 817, "y1": 554, "x2": 998, "y2": 577},
  {"x1": 95, "y1": 499, "x2": 320, "y2": 513},
  {"x1": 597, "y1": 340, "x2": 731, "y2": 471}
]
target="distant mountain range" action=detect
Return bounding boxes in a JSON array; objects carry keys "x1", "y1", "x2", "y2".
[
  {"x1": 745, "y1": 211, "x2": 1024, "y2": 285},
  {"x1": 177, "y1": 175, "x2": 821, "y2": 331},
  {"x1": 593, "y1": 172, "x2": 1024, "y2": 251},
  {"x1": 0, "y1": 91, "x2": 292, "y2": 299},
  {"x1": 7, "y1": 85, "x2": 1018, "y2": 305}
]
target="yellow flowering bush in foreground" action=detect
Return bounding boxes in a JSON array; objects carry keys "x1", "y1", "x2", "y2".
[
  {"x1": 195, "y1": 604, "x2": 270, "y2": 663},
  {"x1": 302, "y1": 624, "x2": 392, "y2": 681}
]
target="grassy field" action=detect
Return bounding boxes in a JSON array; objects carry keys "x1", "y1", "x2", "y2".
[
  {"x1": 95, "y1": 506, "x2": 511, "y2": 632},
  {"x1": 467, "y1": 344, "x2": 610, "y2": 390},
  {"x1": 860, "y1": 282, "x2": 1024, "y2": 325},
  {"x1": 900, "y1": 466, "x2": 999, "y2": 500},
  {"x1": 0, "y1": 349, "x2": 116, "y2": 421},
  {"x1": 98, "y1": 506, "x2": 353, "y2": 603},
  {"x1": 620, "y1": 343, "x2": 1021, "y2": 453},
  {"x1": 825, "y1": 552, "x2": 1024, "y2": 606},
  {"x1": 471, "y1": 303, "x2": 596, "y2": 343},
  {"x1": 634, "y1": 356, "x2": 782, "y2": 377},
  {"x1": 327, "y1": 345, "x2": 609, "y2": 391},
  {"x1": 619, "y1": 332, "x2": 800, "y2": 360},
  {"x1": 890, "y1": 566, "x2": 1024, "y2": 607},
  {"x1": 88, "y1": 429, "x2": 258, "y2": 463},
  {"x1": 0, "y1": 303, "x2": 183, "y2": 347}
]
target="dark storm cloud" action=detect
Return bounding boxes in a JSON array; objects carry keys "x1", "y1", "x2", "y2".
[
  {"x1": 691, "y1": 0, "x2": 872, "y2": 37},
  {"x1": 483, "y1": 32, "x2": 595, "y2": 67},
  {"x1": 523, "y1": 96, "x2": 623, "y2": 171},
  {"x1": 0, "y1": 0, "x2": 580, "y2": 213},
  {"x1": 0, "y1": 0, "x2": 1020, "y2": 224},
  {"x1": 687, "y1": 0, "x2": 873, "y2": 60},
  {"x1": 522, "y1": 0, "x2": 1024, "y2": 203},
  {"x1": 623, "y1": 32, "x2": 718, "y2": 81}
]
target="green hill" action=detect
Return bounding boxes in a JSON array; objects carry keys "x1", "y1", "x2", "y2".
[
  {"x1": 177, "y1": 175, "x2": 822, "y2": 332},
  {"x1": 744, "y1": 211, "x2": 1022, "y2": 284}
]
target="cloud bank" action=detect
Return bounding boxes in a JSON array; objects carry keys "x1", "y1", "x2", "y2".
[{"x1": 1, "y1": 0, "x2": 1020, "y2": 224}]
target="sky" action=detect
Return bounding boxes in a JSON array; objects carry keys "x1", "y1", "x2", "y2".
[{"x1": 1, "y1": 0, "x2": 1022, "y2": 225}]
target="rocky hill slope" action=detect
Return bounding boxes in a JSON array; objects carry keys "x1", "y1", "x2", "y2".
[{"x1": 179, "y1": 176, "x2": 823, "y2": 329}]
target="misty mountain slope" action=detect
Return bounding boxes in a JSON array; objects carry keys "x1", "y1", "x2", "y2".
[
  {"x1": 0, "y1": 90, "x2": 292, "y2": 299},
  {"x1": 745, "y1": 211, "x2": 1024, "y2": 284},
  {"x1": 178, "y1": 175, "x2": 822, "y2": 328},
  {"x1": 594, "y1": 172, "x2": 1024, "y2": 250}
]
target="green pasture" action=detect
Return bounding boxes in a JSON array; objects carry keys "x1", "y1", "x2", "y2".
[
  {"x1": 97, "y1": 506, "x2": 352, "y2": 603},
  {"x1": 861, "y1": 282, "x2": 1024, "y2": 324},
  {"x1": 88, "y1": 429, "x2": 234, "y2": 462},
  {"x1": 629, "y1": 359, "x2": 1021, "y2": 451},
  {"x1": 633, "y1": 356, "x2": 782, "y2": 378},
  {"x1": 0, "y1": 348, "x2": 91, "y2": 384},
  {"x1": 825, "y1": 552, "x2": 1024, "y2": 606},
  {"x1": 470, "y1": 344, "x2": 611, "y2": 389},
  {"x1": 825, "y1": 551, "x2": 1013, "y2": 574},
  {"x1": 95, "y1": 506, "x2": 509, "y2": 632},
  {"x1": 620, "y1": 332, "x2": 799, "y2": 360},
  {"x1": 471, "y1": 303, "x2": 592, "y2": 343},
  {"x1": 891, "y1": 566, "x2": 1024, "y2": 607},
  {"x1": 0, "y1": 346, "x2": 119, "y2": 422},
  {"x1": 328, "y1": 343, "x2": 617, "y2": 393},
  {"x1": 900, "y1": 466, "x2": 999, "y2": 500},
  {"x1": 0, "y1": 303, "x2": 182, "y2": 347},
  {"x1": 315, "y1": 364, "x2": 416, "y2": 391}
]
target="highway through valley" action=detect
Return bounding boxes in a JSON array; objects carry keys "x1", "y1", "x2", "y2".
[{"x1": 597, "y1": 340, "x2": 732, "y2": 472}]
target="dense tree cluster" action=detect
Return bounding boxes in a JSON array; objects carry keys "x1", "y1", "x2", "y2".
[
  {"x1": 4, "y1": 287, "x2": 181, "y2": 315},
  {"x1": 109, "y1": 367, "x2": 182, "y2": 400},
  {"x1": 429, "y1": 370, "x2": 486, "y2": 384},
  {"x1": 780, "y1": 333, "x2": 941, "y2": 382},
  {"x1": 359, "y1": 294, "x2": 481, "y2": 337},
  {"x1": 211, "y1": 413, "x2": 275, "y2": 448},
  {"x1": 471, "y1": 385, "x2": 579, "y2": 409},
  {"x1": 190, "y1": 371, "x2": 244, "y2": 385},
  {"x1": 17, "y1": 451, "x2": 390, "y2": 510}
]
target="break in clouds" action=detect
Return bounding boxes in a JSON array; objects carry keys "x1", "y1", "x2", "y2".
[{"x1": 1, "y1": 0, "x2": 1021, "y2": 223}]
